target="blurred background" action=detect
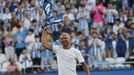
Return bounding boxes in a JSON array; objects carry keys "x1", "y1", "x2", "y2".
[{"x1": 0, "y1": 0, "x2": 134, "y2": 75}]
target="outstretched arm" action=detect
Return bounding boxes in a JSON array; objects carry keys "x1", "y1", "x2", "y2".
[
  {"x1": 81, "y1": 62, "x2": 90, "y2": 75},
  {"x1": 41, "y1": 29, "x2": 53, "y2": 51}
]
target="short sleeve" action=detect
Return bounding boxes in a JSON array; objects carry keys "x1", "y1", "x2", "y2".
[
  {"x1": 53, "y1": 45, "x2": 59, "y2": 53},
  {"x1": 76, "y1": 50, "x2": 85, "y2": 64}
]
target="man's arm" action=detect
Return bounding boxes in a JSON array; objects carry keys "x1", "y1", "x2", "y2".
[
  {"x1": 81, "y1": 62, "x2": 90, "y2": 75},
  {"x1": 41, "y1": 29, "x2": 53, "y2": 51}
]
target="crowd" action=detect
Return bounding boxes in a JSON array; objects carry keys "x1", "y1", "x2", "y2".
[{"x1": 0, "y1": 0, "x2": 134, "y2": 74}]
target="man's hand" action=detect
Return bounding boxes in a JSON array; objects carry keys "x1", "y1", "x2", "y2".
[{"x1": 81, "y1": 62, "x2": 90, "y2": 75}]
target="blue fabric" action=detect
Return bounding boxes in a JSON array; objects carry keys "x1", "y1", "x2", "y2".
[
  {"x1": 79, "y1": 48, "x2": 89, "y2": 64},
  {"x1": 116, "y1": 34, "x2": 127, "y2": 57},
  {"x1": 10, "y1": 2, "x2": 16, "y2": 12},
  {"x1": 43, "y1": 0, "x2": 63, "y2": 26},
  {"x1": 14, "y1": 32, "x2": 26, "y2": 48},
  {"x1": 105, "y1": 34, "x2": 113, "y2": 47},
  {"x1": 128, "y1": 29, "x2": 134, "y2": 46}
]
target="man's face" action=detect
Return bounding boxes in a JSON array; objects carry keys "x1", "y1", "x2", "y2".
[
  {"x1": 115, "y1": 21, "x2": 120, "y2": 26},
  {"x1": 92, "y1": 33, "x2": 97, "y2": 38},
  {"x1": 60, "y1": 33, "x2": 71, "y2": 48},
  {"x1": 28, "y1": 31, "x2": 33, "y2": 35},
  {"x1": 108, "y1": 4, "x2": 113, "y2": 9}
]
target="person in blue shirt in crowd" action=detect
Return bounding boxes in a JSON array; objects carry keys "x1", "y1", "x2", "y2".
[
  {"x1": 116, "y1": 28, "x2": 127, "y2": 57},
  {"x1": 79, "y1": 40, "x2": 90, "y2": 65},
  {"x1": 128, "y1": 23, "x2": 134, "y2": 56},
  {"x1": 14, "y1": 25, "x2": 26, "y2": 58},
  {"x1": 104, "y1": 28, "x2": 113, "y2": 57}
]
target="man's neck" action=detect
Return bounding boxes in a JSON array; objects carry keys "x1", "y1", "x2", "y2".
[{"x1": 63, "y1": 45, "x2": 71, "y2": 50}]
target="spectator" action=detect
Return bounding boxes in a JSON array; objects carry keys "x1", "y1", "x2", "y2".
[
  {"x1": 104, "y1": 28, "x2": 113, "y2": 57},
  {"x1": 25, "y1": 29, "x2": 35, "y2": 54},
  {"x1": 6, "y1": 58, "x2": 21, "y2": 74},
  {"x1": 30, "y1": 19, "x2": 40, "y2": 36},
  {"x1": 105, "y1": 2, "x2": 118, "y2": 27},
  {"x1": 113, "y1": 19, "x2": 124, "y2": 35},
  {"x1": 4, "y1": 43, "x2": 16, "y2": 61},
  {"x1": 90, "y1": 0, "x2": 105, "y2": 32},
  {"x1": 77, "y1": 4, "x2": 90, "y2": 36},
  {"x1": 116, "y1": 28, "x2": 127, "y2": 57},
  {"x1": 14, "y1": 25, "x2": 26, "y2": 58},
  {"x1": 79, "y1": 40, "x2": 90, "y2": 65},
  {"x1": 19, "y1": 49, "x2": 32, "y2": 71},
  {"x1": 23, "y1": 10, "x2": 31, "y2": 31},
  {"x1": 28, "y1": 0, "x2": 38, "y2": 21},
  {"x1": 88, "y1": 32, "x2": 102, "y2": 68},
  {"x1": 64, "y1": 8, "x2": 75, "y2": 21},
  {"x1": 118, "y1": 11, "x2": 127, "y2": 25},
  {"x1": 2, "y1": 7, "x2": 12, "y2": 22},
  {"x1": 61, "y1": 16, "x2": 72, "y2": 34},
  {"x1": 36, "y1": 6, "x2": 45, "y2": 33},
  {"x1": 31, "y1": 35, "x2": 42, "y2": 73},
  {"x1": 15, "y1": 2, "x2": 23, "y2": 21},
  {"x1": 50, "y1": 10, "x2": 61, "y2": 41},
  {"x1": 3, "y1": 31, "x2": 13, "y2": 46}
]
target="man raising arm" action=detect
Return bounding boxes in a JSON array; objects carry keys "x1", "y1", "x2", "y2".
[{"x1": 41, "y1": 28, "x2": 90, "y2": 75}]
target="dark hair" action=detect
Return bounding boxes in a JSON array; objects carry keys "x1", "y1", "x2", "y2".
[
  {"x1": 115, "y1": 18, "x2": 121, "y2": 22},
  {"x1": 28, "y1": 28, "x2": 34, "y2": 33},
  {"x1": 31, "y1": 19, "x2": 37, "y2": 23}
]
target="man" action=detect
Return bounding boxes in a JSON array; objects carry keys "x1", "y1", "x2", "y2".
[
  {"x1": 41, "y1": 28, "x2": 90, "y2": 75},
  {"x1": 88, "y1": 32, "x2": 102, "y2": 68}
]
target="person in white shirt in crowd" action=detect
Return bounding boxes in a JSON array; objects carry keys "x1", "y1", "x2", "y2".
[
  {"x1": 105, "y1": 2, "x2": 118, "y2": 27},
  {"x1": 2, "y1": 7, "x2": 12, "y2": 21},
  {"x1": 4, "y1": 32, "x2": 17, "y2": 61},
  {"x1": 30, "y1": 19, "x2": 40, "y2": 36},
  {"x1": 64, "y1": 8, "x2": 75, "y2": 21},
  {"x1": 19, "y1": 48, "x2": 32, "y2": 72},
  {"x1": 22, "y1": 10, "x2": 31, "y2": 31},
  {"x1": 0, "y1": 49, "x2": 6, "y2": 69},
  {"x1": 77, "y1": 4, "x2": 90, "y2": 37},
  {"x1": 70, "y1": 4, "x2": 78, "y2": 19},
  {"x1": 36, "y1": 6, "x2": 46, "y2": 33},
  {"x1": 41, "y1": 28, "x2": 90, "y2": 75},
  {"x1": 25, "y1": 29, "x2": 35, "y2": 54},
  {"x1": 113, "y1": 19, "x2": 124, "y2": 35},
  {"x1": 88, "y1": 32, "x2": 102, "y2": 68}
]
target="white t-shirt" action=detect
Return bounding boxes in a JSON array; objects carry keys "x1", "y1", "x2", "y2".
[
  {"x1": 113, "y1": 24, "x2": 124, "y2": 35},
  {"x1": 25, "y1": 34, "x2": 35, "y2": 51},
  {"x1": 53, "y1": 45, "x2": 84, "y2": 75}
]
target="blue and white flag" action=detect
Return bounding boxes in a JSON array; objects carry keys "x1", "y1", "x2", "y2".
[
  {"x1": 43, "y1": 0, "x2": 52, "y2": 22},
  {"x1": 43, "y1": 0, "x2": 63, "y2": 26}
]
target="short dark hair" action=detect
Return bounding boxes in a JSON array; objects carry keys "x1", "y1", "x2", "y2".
[
  {"x1": 28, "y1": 28, "x2": 34, "y2": 33},
  {"x1": 31, "y1": 19, "x2": 37, "y2": 23},
  {"x1": 115, "y1": 18, "x2": 121, "y2": 22}
]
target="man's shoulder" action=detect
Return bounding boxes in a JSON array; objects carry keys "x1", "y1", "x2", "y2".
[{"x1": 71, "y1": 47, "x2": 81, "y2": 53}]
